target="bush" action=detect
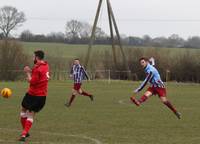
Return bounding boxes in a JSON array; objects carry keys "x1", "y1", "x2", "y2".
[
  {"x1": 82, "y1": 47, "x2": 200, "y2": 83},
  {"x1": 0, "y1": 40, "x2": 29, "y2": 80}
]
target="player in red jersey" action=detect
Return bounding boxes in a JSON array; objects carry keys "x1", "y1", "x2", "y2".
[
  {"x1": 19, "y1": 50, "x2": 50, "y2": 142},
  {"x1": 130, "y1": 57, "x2": 181, "y2": 119},
  {"x1": 65, "y1": 59, "x2": 93, "y2": 107}
]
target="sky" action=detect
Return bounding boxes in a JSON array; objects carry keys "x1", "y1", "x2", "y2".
[{"x1": 1, "y1": 0, "x2": 200, "y2": 39}]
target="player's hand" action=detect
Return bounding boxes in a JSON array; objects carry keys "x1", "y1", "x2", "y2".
[
  {"x1": 24, "y1": 66, "x2": 31, "y2": 73},
  {"x1": 134, "y1": 89, "x2": 139, "y2": 93},
  {"x1": 69, "y1": 74, "x2": 73, "y2": 78}
]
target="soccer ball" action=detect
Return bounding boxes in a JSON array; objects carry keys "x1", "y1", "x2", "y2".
[{"x1": 1, "y1": 88, "x2": 12, "y2": 98}]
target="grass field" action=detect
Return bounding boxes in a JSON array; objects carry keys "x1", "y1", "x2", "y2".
[
  {"x1": 21, "y1": 42, "x2": 200, "y2": 58},
  {"x1": 0, "y1": 81, "x2": 200, "y2": 144},
  {"x1": 22, "y1": 42, "x2": 111, "y2": 59}
]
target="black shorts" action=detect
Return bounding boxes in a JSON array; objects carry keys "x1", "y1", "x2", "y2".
[{"x1": 21, "y1": 93, "x2": 46, "y2": 112}]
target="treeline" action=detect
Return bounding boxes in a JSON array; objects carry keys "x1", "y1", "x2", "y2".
[
  {"x1": 1, "y1": 18, "x2": 200, "y2": 48},
  {"x1": 17, "y1": 20, "x2": 200, "y2": 48},
  {"x1": 18, "y1": 31, "x2": 200, "y2": 49},
  {"x1": 19, "y1": 30, "x2": 110, "y2": 45},
  {"x1": 85, "y1": 48, "x2": 200, "y2": 83},
  {"x1": 0, "y1": 5, "x2": 200, "y2": 48},
  {"x1": 19, "y1": 32, "x2": 200, "y2": 49}
]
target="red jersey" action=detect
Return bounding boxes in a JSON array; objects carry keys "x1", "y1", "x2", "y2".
[{"x1": 28, "y1": 61, "x2": 49, "y2": 96}]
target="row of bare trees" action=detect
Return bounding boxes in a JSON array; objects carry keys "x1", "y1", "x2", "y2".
[
  {"x1": 83, "y1": 48, "x2": 200, "y2": 83},
  {"x1": 126, "y1": 35, "x2": 200, "y2": 48},
  {"x1": 1, "y1": 6, "x2": 200, "y2": 48},
  {"x1": 19, "y1": 20, "x2": 108, "y2": 44},
  {"x1": 19, "y1": 30, "x2": 200, "y2": 48}
]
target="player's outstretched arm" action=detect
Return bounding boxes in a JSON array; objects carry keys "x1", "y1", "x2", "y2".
[
  {"x1": 82, "y1": 66, "x2": 90, "y2": 80},
  {"x1": 69, "y1": 66, "x2": 73, "y2": 78},
  {"x1": 134, "y1": 72, "x2": 153, "y2": 93}
]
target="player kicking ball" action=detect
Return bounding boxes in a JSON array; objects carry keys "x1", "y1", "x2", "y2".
[
  {"x1": 65, "y1": 59, "x2": 93, "y2": 107},
  {"x1": 130, "y1": 57, "x2": 181, "y2": 119},
  {"x1": 19, "y1": 50, "x2": 50, "y2": 142}
]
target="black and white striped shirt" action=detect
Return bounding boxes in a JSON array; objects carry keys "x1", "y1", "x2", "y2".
[{"x1": 70, "y1": 64, "x2": 89, "y2": 83}]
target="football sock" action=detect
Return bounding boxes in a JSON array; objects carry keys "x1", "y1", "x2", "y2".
[
  {"x1": 20, "y1": 112, "x2": 27, "y2": 129},
  {"x1": 81, "y1": 91, "x2": 92, "y2": 97},
  {"x1": 163, "y1": 101, "x2": 177, "y2": 113},
  {"x1": 130, "y1": 97, "x2": 140, "y2": 106},
  {"x1": 22, "y1": 115, "x2": 33, "y2": 137},
  {"x1": 68, "y1": 94, "x2": 76, "y2": 106},
  {"x1": 138, "y1": 95, "x2": 148, "y2": 103}
]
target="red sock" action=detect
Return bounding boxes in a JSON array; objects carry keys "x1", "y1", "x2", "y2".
[
  {"x1": 20, "y1": 112, "x2": 27, "y2": 129},
  {"x1": 138, "y1": 95, "x2": 148, "y2": 103},
  {"x1": 22, "y1": 120, "x2": 33, "y2": 136},
  {"x1": 81, "y1": 91, "x2": 92, "y2": 97},
  {"x1": 21, "y1": 117, "x2": 27, "y2": 129},
  {"x1": 68, "y1": 95, "x2": 76, "y2": 106},
  {"x1": 163, "y1": 101, "x2": 177, "y2": 113}
]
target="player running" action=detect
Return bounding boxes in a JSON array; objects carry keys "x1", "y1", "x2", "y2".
[
  {"x1": 65, "y1": 59, "x2": 93, "y2": 107},
  {"x1": 130, "y1": 57, "x2": 181, "y2": 119},
  {"x1": 19, "y1": 50, "x2": 50, "y2": 142}
]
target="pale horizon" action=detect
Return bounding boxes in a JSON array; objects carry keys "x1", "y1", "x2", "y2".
[{"x1": 1, "y1": 0, "x2": 200, "y2": 39}]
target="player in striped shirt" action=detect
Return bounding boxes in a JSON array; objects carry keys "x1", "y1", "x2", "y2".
[
  {"x1": 130, "y1": 57, "x2": 181, "y2": 119},
  {"x1": 65, "y1": 59, "x2": 93, "y2": 107}
]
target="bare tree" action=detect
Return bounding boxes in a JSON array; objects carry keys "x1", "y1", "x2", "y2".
[
  {"x1": 80, "y1": 22, "x2": 91, "y2": 38},
  {"x1": 0, "y1": 6, "x2": 26, "y2": 38},
  {"x1": 20, "y1": 30, "x2": 33, "y2": 41},
  {"x1": 95, "y1": 27, "x2": 107, "y2": 38},
  {"x1": 65, "y1": 20, "x2": 82, "y2": 40}
]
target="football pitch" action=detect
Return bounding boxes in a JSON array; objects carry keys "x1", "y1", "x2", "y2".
[{"x1": 0, "y1": 81, "x2": 200, "y2": 144}]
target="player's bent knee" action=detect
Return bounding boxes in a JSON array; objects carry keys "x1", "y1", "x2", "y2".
[
  {"x1": 78, "y1": 89, "x2": 83, "y2": 94},
  {"x1": 160, "y1": 96, "x2": 167, "y2": 102},
  {"x1": 20, "y1": 111, "x2": 27, "y2": 118},
  {"x1": 72, "y1": 89, "x2": 77, "y2": 95},
  {"x1": 26, "y1": 113, "x2": 34, "y2": 123},
  {"x1": 144, "y1": 91, "x2": 152, "y2": 97}
]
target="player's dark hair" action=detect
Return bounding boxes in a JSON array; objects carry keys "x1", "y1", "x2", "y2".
[
  {"x1": 74, "y1": 58, "x2": 79, "y2": 61},
  {"x1": 34, "y1": 50, "x2": 44, "y2": 60},
  {"x1": 139, "y1": 57, "x2": 149, "y2": 62}
]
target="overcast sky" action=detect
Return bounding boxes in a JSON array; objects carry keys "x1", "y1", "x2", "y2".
[{"x1": 1, "y1": 0, "x2": 200, "y2": 39}]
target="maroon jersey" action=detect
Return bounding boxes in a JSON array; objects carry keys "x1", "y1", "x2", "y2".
[{"x1": 28, "y1": 61, "x2": 49, "y2": 96}]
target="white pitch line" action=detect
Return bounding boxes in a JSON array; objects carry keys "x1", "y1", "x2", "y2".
[
  {"x1": 0, "y1": 127, "x2": 102, "y2": 144},
  {"x1": 0, "y1": 139, "x2": 67, "y2": 144},
  {"x1": 118, "y1": 99, "x2": 133, "y2": 106},
  {"x1": 0, "y1": 139, "x2": 64, "y2": 144}
]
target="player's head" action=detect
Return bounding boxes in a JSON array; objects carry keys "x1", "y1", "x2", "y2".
[
  {"x1": 73, "y1": 58, "x2": 80, "y2": 65},
  {"x1": 139, "y1": 57, "x2": 149, "y2": 68},
  {"x1": 34, "y1": 50, "x2": 45, "y2": 64}
]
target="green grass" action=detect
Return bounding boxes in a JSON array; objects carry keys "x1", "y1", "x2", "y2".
[
  {"x1": 21, "y1": 42, "x2": 200, "y2": 58},
  {"x1": 0, "y1": 81, "x2": 200, "y2": 144},
  {"x1": 22, "y1": 42, "x2": 112, "y2": 58}
]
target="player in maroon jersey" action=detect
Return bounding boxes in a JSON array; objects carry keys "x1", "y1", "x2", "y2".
[{"x1": 19, "y1": 50, "x2": 50, "y2": 142}]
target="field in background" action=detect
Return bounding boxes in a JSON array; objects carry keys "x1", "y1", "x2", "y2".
[
  {"x1": 0, "y1": 81, "x2": 200, "y2": 144},
  {"x1": 22, "y1": 42, "x2": 110, "y2": 59},
  {"x1": 22, "y1": 42, "x2": 199, "y2": 59}
]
